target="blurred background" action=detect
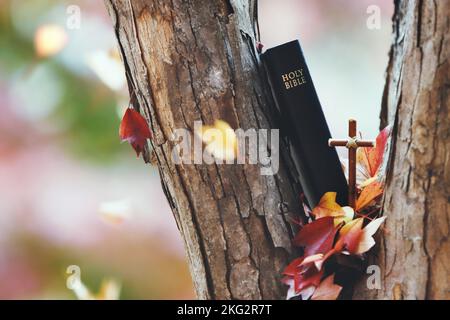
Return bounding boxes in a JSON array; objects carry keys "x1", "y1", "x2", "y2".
[{"x1": 0, "y1": 0, "x2": 393, "y2": 299}]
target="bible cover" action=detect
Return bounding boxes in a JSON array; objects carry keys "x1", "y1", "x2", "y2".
[{"x1": 262, "y1": 40, "x2": 348, "y2": 207}]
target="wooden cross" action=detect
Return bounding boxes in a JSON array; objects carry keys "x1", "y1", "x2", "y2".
[{"x1": 328, "y1": 119, "x2": 375, "y2": 208}]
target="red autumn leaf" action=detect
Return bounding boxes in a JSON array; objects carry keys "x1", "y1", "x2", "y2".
[
  {"x1": 334, "y1": 218, "x2": 363, "y2": 254},
  {"x1": 294, "y1": 266, "x2": 324, "y2": 293},
  {"x1": 357, "y1": 125, "x2": 391, "y2": 179},
  {"x1": 293, "y1": 217, "x2": 339, "y2": 256},
  {"x1": 335, "y1": 216, "x2": 386, "y2": 255},
  {"x1": 119, "y1": 108, "x2": 152, "y2": 157},
  {"x1": 356, "y1": 181, "x2": 384, "y2": 211},
  {"x1": 311, "y1": 274, "x2": 342, "y2": 300},
  {"x1": 282, "y1": 257, "x2": 304, "y2": 277}
]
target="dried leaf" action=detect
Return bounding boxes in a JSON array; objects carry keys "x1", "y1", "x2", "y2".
[
  {"x1": 357, "y1": 125, "x2": 392, "y2": 180},
  {"x1": 293, "y1": 217, "x2": 338, "y2": 256},
  {"x1": 119, "y1": 108, "x2": 152, "y2": 157},
  {"x1": 356, "y1": 181, "x2": 383, "y2": 211},
  {"x1": 335, "y1": 218, "x2": 363, "y2": 254},
  {"x1": 311, "y1": 192, "x2": 345, "y2": 219},
  {"x1": 294, "y1": 266, "x2": 324, "y2": 293},
  {"x1": 355, "y1": 216, "x2": 386, "y2": 254},
  {"x1": 311, "y1": 274, "x2": 342, "y2": 300},
  {"x1": 282, "y1": 257, "x2": 304, "y2": 277},
  {"x1": 197, "y1": 120, "x2": 237, "y2": 161}
]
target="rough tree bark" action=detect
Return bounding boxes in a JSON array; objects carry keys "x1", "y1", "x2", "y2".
[
  {"x1": 354, "y1": 0, "x2": 449, "y2": 299},
  {"x1": 105, "y1": 0, "x2": 449, "y2": 300},
  {"x1": 104, "y1": 0, "x2": 303, "y2": 299}
]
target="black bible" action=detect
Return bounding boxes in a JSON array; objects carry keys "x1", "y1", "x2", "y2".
[{"x1": 262, "y1": 40, "x2": 348, "y2": 207}]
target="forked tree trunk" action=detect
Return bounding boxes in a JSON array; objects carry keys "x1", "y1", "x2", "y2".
[
  {"x1": 354, "y1": 0, "x2": 449, "y2": 299},
  {"x1": 104, "y1": 0, "x2": 303, "y2": 299},
  {"x1": 105, "y1": 0, "x2": 449, "y2": 300}
]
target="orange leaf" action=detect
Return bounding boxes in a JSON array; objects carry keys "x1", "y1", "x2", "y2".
[
  {"x1": 119, "y1": 108, "x2": 152, "y2": 157},
  {"x1": 311, "y1": 274, "x2": 342, "y2": 300},
  {"x1": 357, "y1": 125, "x2": 391, "y2": 179},
  {"x1": 356, "y1": 181, "x2": 383, "y2": 211},
  {"x1": 311, "y1": 192, "x2": 345, "y2": 219}
]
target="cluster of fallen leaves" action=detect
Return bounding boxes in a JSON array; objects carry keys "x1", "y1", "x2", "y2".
[
  {"x1": 283, "y1": 126, "x2": 391, "y2": 300},
  {"x1": 119, "y1": 108, "x2": 393, "y2": 300}
]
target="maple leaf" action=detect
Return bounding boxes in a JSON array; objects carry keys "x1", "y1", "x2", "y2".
[
  {"x1": 357, "y1": 125, "x2": 392, "y2": 183},
  {"x1": 311, "y1": 192, "x2": 354, "y2": 225},
  {"x1": 294, "y1": 266, "x2": 324, "y2": 293},
  {"x1": 282, "y1": 261, "x2": 324, "y2": 298},
  {"x1": 355, "y1": 216, "x2": 386, "y2": 254},
  {"x1": 334, "y1": 218, "x2": 364, "y2": 254},
  {"x1": 283, "y1": 254, "x2": 328, "y2": 278},
  {"x1": 293, "y1": 217, "x2": 339, "y2": 256},
  {"x1": 311, "y1": 274, "x2": 342, "y2": 300},
  {"x1": 119, "y1": 108, "x2": 152, "y2": 157},
  {"x1": 356, "y1": 181, "x2": 384, "y2": 212},
  {"x1": 282, "y1": 257, "x2": 305, "y2": 277},
  {"x1": 311, "y1": 192, "x2": 344, "y2": 218},
  {"x1": 335, "y1": 216, "x2": 386, "y2": 255},
  {"x1": 197, "y1": 119, "x2": 238, "y2": 161}
]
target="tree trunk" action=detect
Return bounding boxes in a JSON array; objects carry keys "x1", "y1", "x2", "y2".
[
  {"x1": 354, "y1": 0, "x2": 449, "y2": 299},
  {"x1": 104, "y1": 0, "x2": 303, "y2": 299},
  {"x1": 106, "y1": 0, "x2": 449, "y2": 300}
]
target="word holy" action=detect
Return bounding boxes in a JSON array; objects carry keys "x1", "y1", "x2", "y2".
[
  {"x1": 171, "y1": 121, "x2": 280, "y2": 175},
  {"x1": 282, "y1": 68, "x2": 307, "y2": 89}
]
